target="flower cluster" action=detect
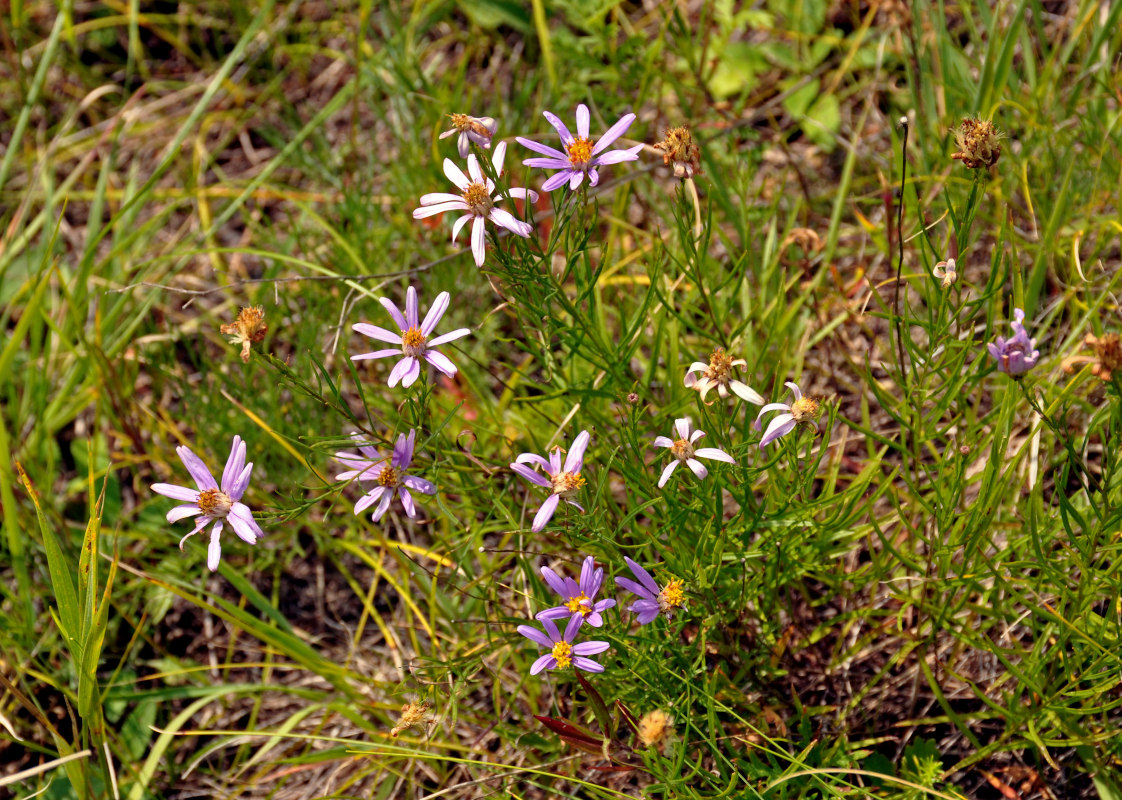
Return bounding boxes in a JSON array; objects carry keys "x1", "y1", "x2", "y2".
[{"x1": 518, "y1": 555, "x2": 687, "y2": 676}]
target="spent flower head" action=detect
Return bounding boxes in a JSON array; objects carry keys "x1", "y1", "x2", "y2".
[
  {"x1": 440, "y1": 113, "x2": 497, "y2": 158},
  {"x1": 536, "y1": 556, "x2": 616, "y2": 627},
  {"x1": 615, "y1": 557, "x2": 686, "y2": 625},
  {"x1": 220, "y1": 306, "x2": 267, "y2": 363},
  {"x1": 653, "y1": 417, "x2": 735, "y2": 488},
  {"x1": 390, "y1": 699, "x2": 433, "y2": 738},
  {"x1": 510, "y1": 430, "x2": 590, "y2": 532},
  {"x1": 637, "y1": 710, "x2": 676, "y2": 751},
  {"x1": 151, "y1": 435, "x2": 263, "y2": 571},
  {"x1": 1064, "y1": 332, "x2": 1122, "y2": 382},
  {"x1": 350, "y1": 430, "x2": 436, "y2": 522},
  {"x1": 516, "y1": 103, "x2": 643, "y2": 192},
  {"x1": 951, "y1": 118, "x2": 1004, "y2": 169},
  {"x1": 653, "y1": 126, "x2": 702, "y2": 178},
  {"x1": 683, "y1": 349, "x2": 764, "y2": 405},
  {"x1": 988, "y1": 308, "x2": 1040, "y2": 376},
  {"x1": 755, "y1": 382, "x2": 821, "y2": 449},
  {"x1": 412, "y1": 141, "x2": 537, "y2": 267},
  {"x1": 352, "y1": 286, "x2": 470, "y2": 388},
  {"x1": 517, "y1": 615, "x2": 610, "y2": 675}
]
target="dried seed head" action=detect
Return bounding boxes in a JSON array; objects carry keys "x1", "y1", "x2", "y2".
[
  {"x1": 637, "y1": 709, "x2": 675, "y2": 750},
  {"x1": 1064, "y1": 333, "x2": 1122, "y2": 382},
  {"x1": 951, "y1": 118, "x2": 1004, "y2": 169},
  {"x1": 654, "y1": 126, "x2": 702, "y2": 178},
  {"x1": 220, "y1": 306, "x2": 268, "y2": 363},
  {"x1": 390, "y1": 699, "x2": 432, "y2": 737}
]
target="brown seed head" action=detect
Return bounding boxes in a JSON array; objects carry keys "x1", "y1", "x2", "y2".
[
  {"x1": 951, "y1": 118, "x2": 1004, "y2": 169},
  {"x1": 220, "y1": 306, "x2": 268, "y2": 363},
  {"x1": 390, "y1": 700, "x2": 432, "y2": 737},
  {"x1": 790, "y1": 396, "x2": 821, "y2": 423},
  {"x1": 654, "y1": 126, "x2": 702, "y2": 178},
  {"x1": 637, "y1": 709, "x2": 675, "y2": 750},
  {"x1": 1068, "y1": 333, "x2": 1122, "y2": 382}
]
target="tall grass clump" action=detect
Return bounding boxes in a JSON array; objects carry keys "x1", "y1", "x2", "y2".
[{"x1": 2, "y1": 1, "x2": 1122, "y2": 799}]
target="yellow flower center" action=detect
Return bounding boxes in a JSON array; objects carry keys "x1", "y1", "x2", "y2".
[
  {"x1": 565, "y1": 592, "x2": 593, "y2": 616},
  {"x1": 551, "y1": 640, "x2": 573, "y2": 669},
  {"x1": 658, "y1": 578, "x2": 685, "y2": 613},
  {"x1": 791, "y1": 396, "x2": 820, "y2": 423},
  {"x1": 705, "y1": 348, "x2": 735, "y2": 383},
  {"x1": 197, "y1": 488, "x2": 233, "y2": 517},
  {"x1": 449, "y1": 112, "x2": 470, "y2": 130},
  {"x1": 462, "y1": 182, "x2": 493, "y2": 216},
  {"x1": 669, "y1": 438, "x2": 694, "y2": 461},
  {"x1": 378, "y1": 466, "x2": 399, "y2": 488},
  {"x1": 550, "y1": 470, "x2": 586, "y2": 497},
  {"x1": 566, "y1": 136, "x2": 594, "y2": 167},
  {"x1": 401, "y1": 327, "x2": 427, "y2": 357}
]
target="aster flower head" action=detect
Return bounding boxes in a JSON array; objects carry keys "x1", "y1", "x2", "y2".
[
  {"x1": 1063, "y1": 332, "x2": 1122, "y2": 382},
  {"x1": 510, "y1": 430, "x2": 591, "y2": 532},
  {"x1": 352, "y1": 286, "x2": 471, "y2": 389},
  {"x1": 517, "y1": 615, "x2": 610, "y2": 675},
  {"x1": 412, "y1": 141, "x2": 537, "y2": 267},
  {"x1": 150, "y1": 435, "x2": 264, "y2": 572},
  {"x1": 615, "y1": 557, "x2": 686, "y2": 625},
  {"x1": 653, "y1": 126, "x2": 702, "y2": 179},
  {"x1": 516, "y1": 103, "x2": 643, "y2": 192},
  {"x1": 439, "y1": 113, "x2": 497, "y2": 158},
  {"x1": 536, "y1": 556, "x2": 616, "y2": 627},
  {"x1": 654, "y1": 417, "x2": 735, "y2": 488},
  {"x1": 351, "y1": 430, "x2": 436, "y2": 522},
  {"x1": 951, "y1": 117, "x2": 1004, "y2": 169},
  {"x1": 755, "y1": 381, "x2": 821, "y2": 449},
  {"x1": 683, "y1": 348, "x2": 764, "y2": 405},
  {"x1": 933, "y1": 258, "x2": 958, "y2": 288},
  {"x1": 988, "y1": 308, "x2": 1040, "y2": 376}
]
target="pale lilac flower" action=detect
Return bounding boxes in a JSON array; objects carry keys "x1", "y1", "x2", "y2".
[
  {"x1": 683, "y1": 349, "x2": 764, "y2": 405},
  {"x1": 536, "y1": 556, "x2": 616, "y2": 627},
  {"x1": 517, "y1": 615, "x2": 609, "y2": 675},
  {"x1": 653, "y1": 417, "x2": 735, "y2": 488},
  {"x1": 988, "y1": 308, "x2": 1040, "y2": 376},
  {"x1": 440, "y1": 113, "x2": 497, "y2": 158},
  {"x1": 352, "y1": 286, "x2": 470, "y2": 389},
  {"x1": 933, "y1": 258, "x2": 957, "y2": 288},
  {"x1": 151, "y1": 435, "x2": 263, "y2": 572},
  {"x1": 509, "y1": 430, "x2": 590, "y2": 532},
  {"x1": 412, "y1": 141, "x2": 537, "y2": 267},
  {"x1": 516, "y1": 103, "x2": 643, "y2": 192},
  {"x1": 352, "y1": 430, "x2": 436, "y2": 522},
  {"x1": 614, "y1": 558, "x2": 686, "y2": 625},
  {"x1": 755, "y1": 381, "x2": 821, "y2": 449}
]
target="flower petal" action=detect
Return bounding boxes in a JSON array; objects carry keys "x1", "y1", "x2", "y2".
[
  {"x1": 413, "y1": 200, "x2": 468, "y2": 219},
  {"x1": 542, "y1": 110, "x2": 573, "y2": 145},
  {"x1": 166, "y1": 503, "x2": 202, "y2": 523},
  {"x1": 516, "y1": 137, "x2": 568, "y2": 159},
  {"x1": 402, "y1": 475, "x2": 437, "y2": 495},
  {"x1": 351, "y1": 348, "x2": 400, "y2": 362},
  {"x1": 686, "y1": 458, "x2": 709, "y2": 480},
  {"x1": 759, "y1": 414, "x2": 797, "y2": 448},
  {"x1": 530, "y1": 654, "x2": 556, "y2": 675},
  {"x1": 420, "y1": 291, "x2": 450, "y2": 335},
  {"x1": 591, "y1": 113, "x2": 635, "y2": 155},
  {"x1": 572, "y1": 640, "x2": 610, "y2": 656},
  {"x1": 624, "y1": 557, "x2": 661, "y2": 596},
  {"x1": 489, "y1": 208, "x2": 533, "y2": 237},
  {"x1": 427, "y1": 328, "x2": 471, "y2": 347},
  {"x1": 207, "y1": 521, "x2": 223, "y2": 572},
  {"x1": 443, "y1": 158, "x2": 470, "y2": 190},
  {"x1": 653, "y1": 436, "x2": 673, "y2": 449},
  {"x1": 511, "y1": 462, "x2": 552, "y2": 488},
  {"x1": 152, "y1": 483, "x2": 199, "y2": 503},
  {"x1": 531, "y1": 493, "x2": 561, "y2": 532},
  {"x1": 591, "y1": 143, "x2": 643, "y2": 164},
  {"x1": 674, "y1": 418, "x2": 691, "y2": 440},
  {"x1": 541, "y1": 170, "x2": 574, "y2": 192},
  {"x1": 471, "y1": 216, "x2": 486, "y2": 267},
  {"x1": 518, "y1": 624, "x2": 555, "y2": 648},
  {"x1": 451, "y1": 213, "x2": 473, "y2": 243},
  {"x1": 220, "y1": 436, "x2": 245, "y2": 495},
  {"x1": 694, "y1": 447, "x2": 735, "y2": 464},
  {"x1": 657, "y1": 460, "x2": 679, "y2": 488},
  {"x1": 730, "y1": 381, "x2": 764, "y2": 405},
  {"x1": 353, "y1": 322, "x2": 403, "y2": 344},
  {"x1": 563, "y1": 430, "x2": 591, "y2": 473},
  {"x1": 176, "y1": 446, "x2": 218, "y2": 491}
]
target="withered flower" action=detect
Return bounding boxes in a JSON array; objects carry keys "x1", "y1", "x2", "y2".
[
  {"x1": 1063, "y1": 333, "x2": 1122, "y2": 382},
  {"x1": 637, "y1": 709, "x2": 676, "y2": 750},
  {"x1": 951, "y1": 118, "x2": 1004, "y2": 169},
  {"x1": 390, "y1": 699, "x2": 432, "y2": 737},
  {"x1": 220, "y1": 306, "x2": 267, "y2": 363},
  {"x1": 654, "y1": 126, "x2": 702, "y2": 179}
]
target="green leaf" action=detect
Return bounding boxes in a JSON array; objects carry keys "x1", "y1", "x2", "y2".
[{"x1": 18, "y1": 463, "x2": 80, "y2": 647}]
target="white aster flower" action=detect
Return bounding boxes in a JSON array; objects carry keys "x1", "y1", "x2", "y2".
[
  {"x1": 440, "y1": 113, "x2": 497, "y2": 158},
  {"x1": 653, "y1": 417, "x2": 735, "y2": 488},
  {"x1": 683, "y1": 348, "x2": 764, "y2": 405}
]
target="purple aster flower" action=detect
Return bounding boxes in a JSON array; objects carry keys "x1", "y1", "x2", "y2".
[
  {"x1": 515, "y1": 103, "x2": 643, "y2": 192},
  {"x1": 536, "y1": 556, "x2": 616, "y2": 627},
  {"x1": 439, "y1": 113, "x2": 497, "y2": 158},
  {"x1": 509, "y1": 430, "x2": 590, "y2": 532},
  {"x1": 151, "y1": 435, "x2": 263, "y2": 572},
  {"x1": 683, "y1": 348, "x2": 764, "y2": 405},
  {"x1": 988, "y1": 307, "x2": 1040, "y2": 375},
  {"x1": 352, "y1": 430, "x2": 436, "y2": 522},
  {"x1": 754, "y1": 381, "x2": 822, "y2": 449},
  {"x1": 653, "y1": 417, "x2": 735, "y2": 488},
  {"x1": 352, "y1": 286, "x2": 470, "y2": 389},
  {"x1": 412, "y1": 141, "x2": 537, "y2": 267},
  {"x1": 614, "y1": 557, "x2": 686, "y2": 625},
  {"x1": 517, "y1": 615, "x2": 610, "y2": 675}
]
